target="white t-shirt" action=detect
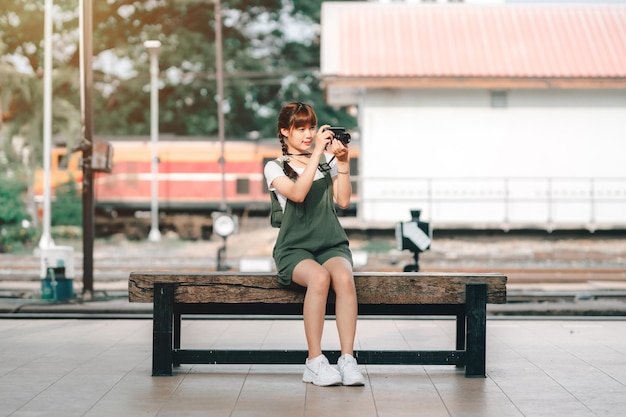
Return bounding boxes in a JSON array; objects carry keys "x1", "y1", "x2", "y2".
[{"x1": 264, "y1": 153, "x2": 338, "y2": 211}]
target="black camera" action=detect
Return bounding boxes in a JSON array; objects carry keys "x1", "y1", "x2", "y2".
[{"x1": 327, "y1": 127, "x2": 351, "y2": 145}]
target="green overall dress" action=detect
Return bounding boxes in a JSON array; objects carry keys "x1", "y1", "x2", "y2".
[{"x1": 273, "y1": 163, "x2": 353, "y2": 286}]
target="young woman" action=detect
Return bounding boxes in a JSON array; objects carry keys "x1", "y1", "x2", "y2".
[{"x1": 264, "y1": 102, "x2": 365, "y2": 386}]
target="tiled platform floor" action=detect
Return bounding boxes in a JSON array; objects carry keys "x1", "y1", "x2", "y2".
[{"x1": 1, "y1": 317, "x2": 625, "y2": 417}]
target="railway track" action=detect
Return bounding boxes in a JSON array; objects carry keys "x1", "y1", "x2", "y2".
[
  {"x1": 1, "y1": 231, "x2": 625, "y2": 305},
  {"x1": 2, "y1": 254, "x2": 625, "y2": 305},
  {"x1": 1, "y1": 253, "x2": 625, "y2": 283}
]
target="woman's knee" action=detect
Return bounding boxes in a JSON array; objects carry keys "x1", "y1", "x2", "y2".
[
  {"x1": 331, "y1": 271, "x2": 357, "y2": 297},
  {"x1": 307, "y1": 269, "x2": 331, "y2": 296},
  {"x1": 321, "y1": 257, "x2": 355, "y2": 296},
  {"x1": 293, "y1": 262, "x2": 331, "y2": 295}
]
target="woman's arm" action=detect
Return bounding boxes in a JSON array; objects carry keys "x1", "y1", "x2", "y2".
[
  {"x1": 272, "y1": 125, "x2": 333, "y2": 203},
  {"x1": 329, "y1": 140, "x2": 351, "y2": 208}
]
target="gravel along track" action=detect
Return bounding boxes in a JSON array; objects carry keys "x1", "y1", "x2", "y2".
[{"x1": 2, "y1": 228, "x2": 625, "y2": 284}]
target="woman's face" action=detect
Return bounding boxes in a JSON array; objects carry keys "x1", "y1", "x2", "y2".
[{"x1": 283, "y1": 125, "x2": 316, "y2": 153}]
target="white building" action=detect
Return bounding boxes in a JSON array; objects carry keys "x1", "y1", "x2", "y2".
[{"x1": 321, "y1": 1, "x2": 626, "y2": 230}]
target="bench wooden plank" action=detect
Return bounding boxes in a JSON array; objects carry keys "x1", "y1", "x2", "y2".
[{"x1": 129, "y1": 272, "x2": 507, "y2": 305}]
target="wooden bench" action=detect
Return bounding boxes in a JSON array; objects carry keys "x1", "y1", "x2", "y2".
[{"x1": 128, "y1": 272, "x2": 507, "y2": 378}]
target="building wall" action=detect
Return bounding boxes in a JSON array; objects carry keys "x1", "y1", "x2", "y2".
[{"x1": 358, "y1": 88, "x2": 626, "y2": 229}]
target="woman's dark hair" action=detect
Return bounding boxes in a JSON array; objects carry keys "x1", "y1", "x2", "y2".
[{"x1": 276, "y1": 102, "x2": 317, "y2": 180}]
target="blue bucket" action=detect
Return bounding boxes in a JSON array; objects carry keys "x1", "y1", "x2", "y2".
[{"x1": 41, "y1": 266, "x2": 74, "y2": 300}]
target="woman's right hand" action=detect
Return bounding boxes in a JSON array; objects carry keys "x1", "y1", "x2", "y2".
[{"x1": 313, "y1": 125, "x2": 333, "y2": 155}]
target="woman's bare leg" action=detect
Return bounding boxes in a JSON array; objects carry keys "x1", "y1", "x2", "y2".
[
  {"x1": 292, "y1": 259, "x2": 331, "y2": 359},
  {"x1": 323, "y1": 257, "x2": 358, "y2": 356}
]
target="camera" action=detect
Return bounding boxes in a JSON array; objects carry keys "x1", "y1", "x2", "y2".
[{"x1": 327, "y1": 127, "x2": 351, "y2": 145}]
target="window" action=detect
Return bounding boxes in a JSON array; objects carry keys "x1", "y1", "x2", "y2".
[
  {"x1": 236, "y1": 178, "x2": 250, "y2": 195},
  {"x1": 57, "y1": 153, "x2": 68, "y2": 170},
  {"x1": 491, "y1": 91, "x2": 507, "y2": 108}
]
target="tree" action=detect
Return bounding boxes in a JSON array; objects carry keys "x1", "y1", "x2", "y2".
[
  {"x1": 0, "y1": 175, "x2": 34, "y2": 252},
  {"x1": 91, "y1": 0, "x2": 357, "y2": 139},
  {"x1": 51, "y1": 178, "x2": 81, "y2": 226},
  {"x1": 0, "y1": 0, "x2": 82, "y2": 163},
  {"x1": 0, "y1": 176, "x2": 29, "y2": 226},
  {"x1": 1, "y1": 0, "x2": 358, "y2": 151}
]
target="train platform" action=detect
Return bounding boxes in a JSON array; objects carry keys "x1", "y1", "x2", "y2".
[
  {"x1": 1, "y1": 230, "x2": 625, "y2": 415},
  {"x1": 1, "y1": 316, "x2": 625, "y2": 417}
]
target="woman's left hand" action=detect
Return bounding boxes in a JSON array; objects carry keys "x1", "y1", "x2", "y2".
[{"x1": 328, "y1": 136, "x2": 349, "y2": 162}]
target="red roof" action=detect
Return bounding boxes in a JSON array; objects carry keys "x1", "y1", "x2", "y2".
[{"x1": 321, "y1": 3, "x2": 626, "y2": 85}]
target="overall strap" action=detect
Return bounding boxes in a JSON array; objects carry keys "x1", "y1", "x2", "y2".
[
  {"x1": 269, "y1": 159, "x2": 285, "y2": 228},
  {"x1": 318, "y1": 153, "x2": 333, "y2": 187}
]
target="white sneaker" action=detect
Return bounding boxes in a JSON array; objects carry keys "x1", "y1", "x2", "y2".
[
  {"x1": 337, "y1": 353, "x2": 365, "y2": 386},
  {"x1": 302, "y1": 355, "x2": 342, "y2": 386}
]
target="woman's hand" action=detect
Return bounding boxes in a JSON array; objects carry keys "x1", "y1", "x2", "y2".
[
  {"x1": 313, "y1": 125, "x2": 333, "y2": 156},
  {"x1": 328, "y1": 134, "x2": 349, "y2": 162}
]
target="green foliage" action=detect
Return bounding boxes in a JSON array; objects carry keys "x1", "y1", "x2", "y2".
[
  {"x1": 52, "y1": 179, "x2": 82, "y2": 226},
  {"x1": 0, "y1": 176, "x2": 29, "y2": 225},
  {"x1": 2, "y1": 0, "x2": 357, "y2": 153},
  {"x1": 1, "y1": 1, "x2": 82, "y2": 164},
  {"x1": 91, "y1": 0, "x2": 357, "y2": 138},
  {"x1": 0, "y1": 0, "x2": 78, "y2": 68},
  {"x1": 0, "y1": 175, "x2": 35, "y2": 253},
  {"x1": 0, "y1": 224, "x2": 38, "y2": 253}
]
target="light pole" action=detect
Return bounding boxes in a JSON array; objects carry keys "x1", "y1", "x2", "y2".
[
  {"x1": 214, "y1": 0, "x2": 226, "y2": 212},
  {"x1": 211, "y1": 1, "x2": 237, "y2": 270},
  {"x1": 38, "y1": 0, "x2": 55, "y2": 249},
  {"x1": 144, "y1": 40, "x2": 161, "y2": 242}
]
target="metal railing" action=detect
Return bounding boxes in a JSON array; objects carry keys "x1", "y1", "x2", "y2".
[{"x1": 357, "y1": 176, "x2": 626, "y2": 230}]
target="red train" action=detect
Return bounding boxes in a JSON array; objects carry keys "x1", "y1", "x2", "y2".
[{"x1": 34, "y1": 136, "x2": 359, "y2": 239}]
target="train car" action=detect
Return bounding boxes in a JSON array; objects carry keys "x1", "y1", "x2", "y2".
[
  {"x1": 34, "y1": 134, "x2": 625, "y2": 234},
  {"x1": 33, "y1": 137, "x2": 360, "y2": 239}
]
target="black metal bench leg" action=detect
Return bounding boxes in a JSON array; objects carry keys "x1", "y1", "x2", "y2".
[
  {"x1": 465, "y1": 283, "x2": 487, "y2": 378},
  {"x1": 455, "y1": 311, "x2": 466, "y2": 368},
  {"x1": 152, "y1": 283, "x2": 174, "y2": 376},
  {"x1": 173, "y1": 311, "x2": 182, "y2": 367}
]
